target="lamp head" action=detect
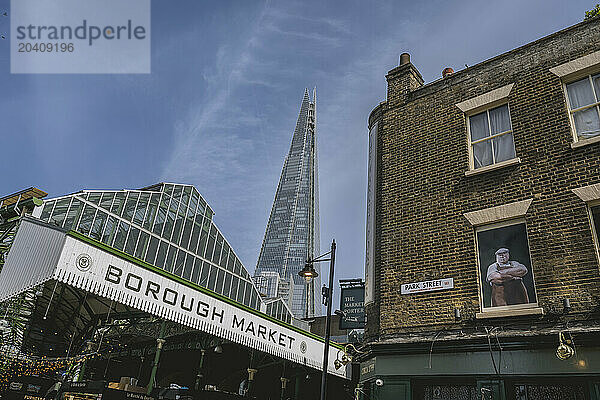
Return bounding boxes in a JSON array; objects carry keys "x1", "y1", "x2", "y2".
[
  {"x1": 341, "y1": 353, "x2": 351, "y2": 364},
  {"x1": 247, "y1": 368, "x2": 258, "y2": 381},
  {"x1": 563, "y1": 298, "x2": 571, "y2": 313},
  {"x1": 556, "y1": 343, "x2": 574, "y2": 360},
  {"x1": 556, "y1": 332, "x2": 574, "y2": 360},
  {"x1": 299, "y1": 262, "x2": 318, "y2": 283},
  {"x1": 334, "y1": 359, "x2": 343, "y2": 370},
  {"x1": 454, "y1": 308, "x2": 461, "y2": 320}
]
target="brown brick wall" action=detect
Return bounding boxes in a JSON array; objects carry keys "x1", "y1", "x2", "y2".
[{"x1": 369, "y1": 18, "x2": 600, "y2": 339}]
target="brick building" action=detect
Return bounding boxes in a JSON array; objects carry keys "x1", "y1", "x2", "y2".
[{"x1": 360, "y1": 17, "x2": 600, "y2": 400}]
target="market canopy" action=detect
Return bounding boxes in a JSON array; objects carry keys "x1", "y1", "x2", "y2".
[
  {"x1": 0, "y1": 187, "x2": 47, "y2": 209},
  {"x1": 0, "y1": 217, "x2": 348, "y2": 379}
]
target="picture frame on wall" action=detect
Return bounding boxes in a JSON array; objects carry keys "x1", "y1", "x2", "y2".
[{"x1": 476, "y1": 220, "x2": 538, "y2": 312}]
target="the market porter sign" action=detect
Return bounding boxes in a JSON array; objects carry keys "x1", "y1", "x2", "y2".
[
  {"x1": 401, "y1": 278, "x2": 454, "y2": 294},
  {"x1": 339, "y1": 286, "x2": 365, "y2": 330}
]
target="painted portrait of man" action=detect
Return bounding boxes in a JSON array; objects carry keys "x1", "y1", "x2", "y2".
[
  {"x1": 486, "y1": 248, "x2": 529, "y2": 306},
  {"x1": 476, "y1": 222, "x2": 537, "y2": 310}
]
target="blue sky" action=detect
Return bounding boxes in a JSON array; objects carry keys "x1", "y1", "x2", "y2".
[{"x1": 0, "y1": 0, "x2": 591, "y2": 307}]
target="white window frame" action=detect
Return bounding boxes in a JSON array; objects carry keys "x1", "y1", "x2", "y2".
[
  {"x1": 563, "y1": 73, "x2": 600, "y2": 145},
  {"x1": 455, "y1": 83, "x2": 520, "y2": 176},
  {"x1": 466, "y1": 103, "x2": 517, "y2": 171},
  {"x1": 572, "y1": 184, "x2": 600, "y2": 269},
  {"x1": 549, "y1": 50, "x2": 600, "y2": 148},
  {"x1": 587, "y1": 199, "x2": 600, "y2": 268}
]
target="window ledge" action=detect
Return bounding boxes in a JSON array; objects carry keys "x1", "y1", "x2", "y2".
[
  {"x1": 571, "y1": 135, "x2": 600, "y2": 149},
  {"x1": 455, "y1": 83, "x2": 514, "y2": 113},
  {"x1": 572, "y1": 183, "x2": 600, "y2": 203},
  {"x1": 465, "y1": 158, "x2": 521, "y2": 177},
  {"x1": 476, "y1": 307, "x2": 544, "y2": 319},
  {"x1": 463, "y1": 199, "x2": 533, "y2": 227}
]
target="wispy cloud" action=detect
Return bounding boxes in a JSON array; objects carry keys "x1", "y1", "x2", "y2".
[
  {"x1": 158, "y1": 1, "x2": 415, "y2": 273},
  {"x1": 3, "y1": 0, "x2": 591, "y2": 307},
  {"x1": 262, "y1": 22, "x2": 344, "y2": 47},
  {"x1": 156, "y1": 0, "x2": 589, "y2": 281},
  {"x1": 263, "y1": 6, "x2": 352, "y2": 35}
]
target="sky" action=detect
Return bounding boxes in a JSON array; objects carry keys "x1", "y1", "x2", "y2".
[{"x1": 0, "y1": 0, "x2": 592, "y2": 309}]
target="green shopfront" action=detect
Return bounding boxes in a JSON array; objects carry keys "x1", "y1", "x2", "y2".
[{"x1": 358, "y1": 335, "x2": 600, "y2": 400}]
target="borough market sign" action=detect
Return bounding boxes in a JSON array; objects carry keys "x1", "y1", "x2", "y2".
[{"x1": 0, "y1": 219, "x2": 347, "y2": 378}]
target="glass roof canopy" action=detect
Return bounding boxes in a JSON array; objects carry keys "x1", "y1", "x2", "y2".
[{"x1": 37, "y1": 183, "x2": 268, "y2": 315}]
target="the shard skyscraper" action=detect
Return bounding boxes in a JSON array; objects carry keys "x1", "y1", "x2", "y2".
[{"x1": 255, "y1": 88, "x2": 321, "y2": 318}]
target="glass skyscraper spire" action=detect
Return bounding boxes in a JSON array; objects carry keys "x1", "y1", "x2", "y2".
[{"x1": 255, "y1": 88, "x2": 321, "y2": 318}]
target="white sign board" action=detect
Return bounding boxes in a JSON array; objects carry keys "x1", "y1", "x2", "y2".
[
  {"x1": 49, "y1": 234, "x2": 346, "y2": 378},
  {"x1": 401, "y1": 278, "x2": 454, "y2": 294}
]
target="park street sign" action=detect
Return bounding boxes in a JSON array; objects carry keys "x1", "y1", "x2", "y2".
[{"x1": 400, "y1": 278, "x2": 454, "y2": 294}]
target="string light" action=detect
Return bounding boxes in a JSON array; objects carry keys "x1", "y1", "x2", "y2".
[
  {"x1": 0, "y1": 337, "x2": 136, "y2": 391},
  {"x1": 0, "y1": 352, "x2": 101, "y2": 392}
]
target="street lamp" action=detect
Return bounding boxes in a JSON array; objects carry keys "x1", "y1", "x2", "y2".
[
  {"x1": 299, "y1": 261, "x2": 319, "y2": 283},
  {"x1": 299, "y1": 239, "x2": 336, "y2": 400},
  {"x1": 298, "y1": 260, "x2": 319, "y2": 319}
]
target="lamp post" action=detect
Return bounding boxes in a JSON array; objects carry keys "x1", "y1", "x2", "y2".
[
  {"x1": 299, "y1": 239, "x2": 336, "y2": 400},
  {"x1": 147, "y1": 321, "x2": 166, "y2": 395}
]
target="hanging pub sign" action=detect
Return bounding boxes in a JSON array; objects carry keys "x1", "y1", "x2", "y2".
[{"x1": 339, "y1": 280, "x2": 365, "y2": 330}]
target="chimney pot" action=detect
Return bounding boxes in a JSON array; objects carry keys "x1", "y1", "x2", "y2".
[
  {"x1": 400, "y1": 53, "x2": 410, "y2": 66},
  {"x1": 442, "y1": 67, "x2": 454, "y2": 78}
]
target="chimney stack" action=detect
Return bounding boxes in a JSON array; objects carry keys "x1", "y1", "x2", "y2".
[
  {"x1": 387, "y1": 52, "x2": 423, "y2": 108},
  {"x1": 442, "y1": 67, "x2": 454, "y2": 78},
  {"x1": 400, "y1": 53, "x2": 411, "y2": 66}
]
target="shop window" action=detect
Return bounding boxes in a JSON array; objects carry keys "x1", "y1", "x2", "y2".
[
  {"x1": 515, "y1": 382, "x2": 586, "y2": 400},
  {"x1": 476, "y1": 220, "x2": 538, "y2": 312}
]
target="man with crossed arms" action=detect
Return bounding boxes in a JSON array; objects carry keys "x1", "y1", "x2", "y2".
[{"x1": 486, "y1": 248, "x2": 529, "y2": 307}]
